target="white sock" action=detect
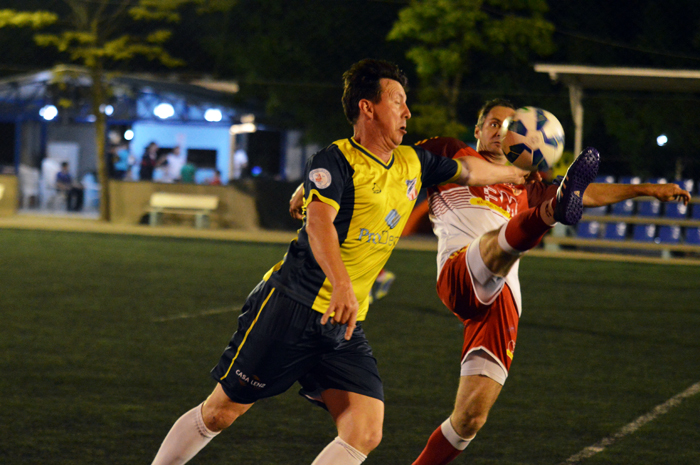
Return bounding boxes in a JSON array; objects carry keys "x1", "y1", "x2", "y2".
[
  {"x1": 440, "y1": 418, "x2": 474, "y2": 451},
  {"x1": 151, "y1": 403, "x2": 219, "y2": 465},
  {"x1": 311, "y1": 436, "x2": 367, "y2": 465},
  {"x1": 497, "y1": 224, "x2": 525, "y2": 256}
]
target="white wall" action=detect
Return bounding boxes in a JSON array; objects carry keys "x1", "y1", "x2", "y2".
[
  {"x1": 130, "y1": 122, "x2": 231, "y2": 182},
  {"x1": 47, "y1": 123, "x2": 97, "y2": 176}
]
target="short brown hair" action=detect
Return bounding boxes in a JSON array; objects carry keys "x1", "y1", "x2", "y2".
[
  {"x1": 342, "y1": 59, "x2": 408, "y2": 125},
  {"x1": 476, "y1": 98, "x2": 515, "y2": 128}
]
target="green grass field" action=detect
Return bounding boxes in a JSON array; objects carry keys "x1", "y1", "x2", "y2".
[{"x1": 1, "y1": 229, "x2": 699, "y2": 465}]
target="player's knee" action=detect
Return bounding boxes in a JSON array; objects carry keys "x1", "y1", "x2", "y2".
[
  {"x1": 201, "y1": 399, "x2": 250, "y2": 432},
  {"x1": 361, "y1": 428, "x2": 383, "y2": 453},
  {"x1": 346, "y1": 427, "x2": 382, "y2": 454},
  {"x1": 365, "y1": 427, "x2": 383, "y2": 452},
  {"x1": 453, "y1": 410, "x2": 489, "y2": 438}
]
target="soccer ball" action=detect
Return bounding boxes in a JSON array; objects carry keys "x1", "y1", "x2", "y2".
[{"x1": 499, "y1": 107, "x2": 565, "y2": 171}]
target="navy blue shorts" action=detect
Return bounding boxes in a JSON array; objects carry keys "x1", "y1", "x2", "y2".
[{"x1": 210, "y1": 279, "x2": 384, "y2": 405}]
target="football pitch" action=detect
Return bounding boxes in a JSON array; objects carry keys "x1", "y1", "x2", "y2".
[{"x1": 1, "y1": 228, "x2": 699, "y2": 465}]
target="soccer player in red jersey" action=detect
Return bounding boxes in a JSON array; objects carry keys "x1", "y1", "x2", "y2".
[{"x1": 411, "y1": 99, "x2": 691, "y2": 465}]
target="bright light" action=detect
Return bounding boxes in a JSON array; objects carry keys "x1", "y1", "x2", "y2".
[
  {"x1": 240, "y1": 114, "x2": 255, "y2": 124},
  {"x1": 39, "y1": 105, "x2": 58, "y2": 121},
  {"x1": 656, "y1": 134, "x2": 668, "y2": 147},
  {"x1": 124, "y1": 129, "x2": 134, "y2": 141},
  {"x1": 204, "y1": 108, "x2": 223, "y2": 122},
  {"x1": 103, "y1": 104, "x2": 114, "y2": 116},
  {"x1": 229, "y1": 123, "x2": 257, "y2": 135},
  {"x1": 154, "y1": 103, "x2": 175, "y2": 119},
  {"x1": 86, "y1": 114, "x2": 97, "y2": 123},
  {"x1": 251, "y1": 166, "x2": 263, "y2": 176}
]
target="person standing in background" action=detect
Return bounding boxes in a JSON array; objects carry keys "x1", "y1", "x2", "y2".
[{"x1": 139, "y1": 142, "x2": 159, "y2": 181}]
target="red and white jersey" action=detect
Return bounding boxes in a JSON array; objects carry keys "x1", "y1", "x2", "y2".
[{"x1": 417, "y1": 137, "x2": 553, "y2": 316}]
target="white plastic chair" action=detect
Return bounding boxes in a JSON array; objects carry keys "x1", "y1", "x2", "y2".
[
  {"x1": 81, "y1": 173, "x2": 101, "y2": 211},
  {"x1": 18, "y1": 164, "x2": 40, "y2": 209}
]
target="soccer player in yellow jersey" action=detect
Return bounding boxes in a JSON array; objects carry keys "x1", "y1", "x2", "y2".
[{"x1": 150, "y1": 59, "x2": 528, "y2": 465}]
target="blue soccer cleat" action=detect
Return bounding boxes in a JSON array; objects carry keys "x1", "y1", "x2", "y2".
[{"x1": 554, "y1": 147, "x2": 600, "y2": 225}]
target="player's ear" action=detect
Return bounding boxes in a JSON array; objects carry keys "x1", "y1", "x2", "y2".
[
  {"x1": 474, "y1": 124, "x2": 481, "y2": 141},
  {"x1": 359, "y1": 99, "x2": 373, "y2": 119}
]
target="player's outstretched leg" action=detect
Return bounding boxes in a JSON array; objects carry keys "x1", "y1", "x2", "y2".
[
  {"x1": 553, "y1": 147, "x2": 600, "y2": 225},
  {"x1": 498, "y1": 146, "x2": 600, "y2": 256}
]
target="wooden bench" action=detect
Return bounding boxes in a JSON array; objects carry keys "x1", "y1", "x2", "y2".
[{"x1": 148, "y1": 192, "x2": 219, "y2": 229}]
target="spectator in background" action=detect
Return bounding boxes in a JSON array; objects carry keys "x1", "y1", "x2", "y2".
[
  {"x1": 180, "y1": 160, "x2": 196, "y2": 183},
  {"x1": 159, "y1": 146, "x2": 186, "y2": 183},
  {"x1": 55, "y1": 161, "x2": 84, "y2": 211},
  {"x1": 139, "y1": 142, "x2": 159, "y2": 181},
  {"x1": 208, "y1": 169, "x2": 222, "y2": 186},
  {"x1": 113, "y1": 143, "x2": 132, "y2": 180},
  {"x1": 232, "y1": 148, "x2": 248, "y2": 179}
]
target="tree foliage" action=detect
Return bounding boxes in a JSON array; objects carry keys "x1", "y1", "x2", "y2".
[
  {"x1": 388, "y1": 0, "x2": 555, "y2": 138},
  {"x1": 0, "y1": 10, "x2": 57, "y2": 28},
  {"x1": 188, "y1": 0, "x2": 409, "y2": 143}
]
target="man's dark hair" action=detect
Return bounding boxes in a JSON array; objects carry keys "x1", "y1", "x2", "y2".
[
  {"x1": 476, "y1": 98, "x2": 516, "y2": 128},
  {"x1": 342, "y1": 59, "x2": 408, "y2": 125}
]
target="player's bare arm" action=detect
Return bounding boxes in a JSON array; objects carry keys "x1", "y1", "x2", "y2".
[
  {"x1": 289, "y1": 183, "x2": 304, "y2": 220},
  {"x1": 455, "y1": 156, "x2": 529, "y2": 186},
  {"x1": 583, "y1": 182, "x2": 691, "y2": 207},
  {"x1": 305, "y1": 199, "x2": 359, "y2": 340}
]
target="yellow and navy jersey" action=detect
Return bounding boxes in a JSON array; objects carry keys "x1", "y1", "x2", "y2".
[{"x1": 266, "y1": 137, "x2": 461, "y2": 321}]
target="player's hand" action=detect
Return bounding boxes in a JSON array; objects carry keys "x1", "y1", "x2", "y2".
[
  {"x1": 289, "y1": 183, "x2": 304, "y2": 220},
  {"x1": 510, "y1": 166, "x2": 531, "y2": 185},
  {"x1": 524, "y1": 171, "x2": 542, "y2": 184},
  {"x1": 321, "y1": 283, "x2": 359, "y2": 341},
  {"x1": 649, "y1": 184, "x2": 691, "y2": 205}
]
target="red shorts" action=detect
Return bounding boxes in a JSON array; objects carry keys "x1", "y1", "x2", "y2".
[{"x1": 437, "y1": 247, "x2": 519, "y2": 372}]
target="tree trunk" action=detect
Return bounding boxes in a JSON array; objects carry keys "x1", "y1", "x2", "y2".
[{"x1": 90, "y1": 65, "x2": 110, "y2": 221}]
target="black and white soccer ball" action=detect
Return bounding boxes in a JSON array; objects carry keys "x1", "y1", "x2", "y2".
[{"x1": 499, "y1": 106, "x2": 565, "y2": 171}]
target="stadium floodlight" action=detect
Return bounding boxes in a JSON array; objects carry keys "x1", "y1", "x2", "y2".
[
  {"x1": 204, "y1": 108, "x2": 223, "y2": 122},
  {"x1": 154, "y1": 103, "x2": 175, "y2": 119},
  {"x1": 657, "y1": 134, "x2": 668, "y2": 147},
  {"x1": 124, "y1": 129, "x2": 134, "y2": 141},
  {"x1": 39, "y1": 105, "x2": 58, "y2": 121}
]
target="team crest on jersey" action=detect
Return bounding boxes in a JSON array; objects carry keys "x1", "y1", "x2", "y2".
[
  {"x1": 406, "y1": 178, "x2": 418, "y2": 201},
  {"x1": 385, "y1": 209, "x2": 401, "y2": 229},
  {"x1": 309, "y1": 168, "x2": 332, "y2": 189}
]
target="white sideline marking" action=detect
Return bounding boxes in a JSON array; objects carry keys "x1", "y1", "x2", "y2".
[
  {"x1": 152, "y1": 305, "x2": 242, "y2": 322},
  {"x1": 560, "y1": 381, "x2": 700, "y2": 464}
]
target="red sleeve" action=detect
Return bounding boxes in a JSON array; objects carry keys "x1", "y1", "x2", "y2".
[{"x1": 415, "y1": 137, "x2": 470, "y2": 160}]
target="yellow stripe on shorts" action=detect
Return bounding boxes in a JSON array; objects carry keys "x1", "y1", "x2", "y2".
[{"x1": 220, "y1": 288, "x2": 275, "y2": 380}]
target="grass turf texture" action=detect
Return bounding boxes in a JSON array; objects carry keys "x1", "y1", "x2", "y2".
[{"x1": 1, "y1": 229, "x2": 698, "y2": 464}]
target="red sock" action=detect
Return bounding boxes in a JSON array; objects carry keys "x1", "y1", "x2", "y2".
[
  {"x1": 500, "y1": 199, "x2": 555, "y2": 253},
  {"x1": 412, "y1": 426, "x2": 462, "y2": 465}
]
